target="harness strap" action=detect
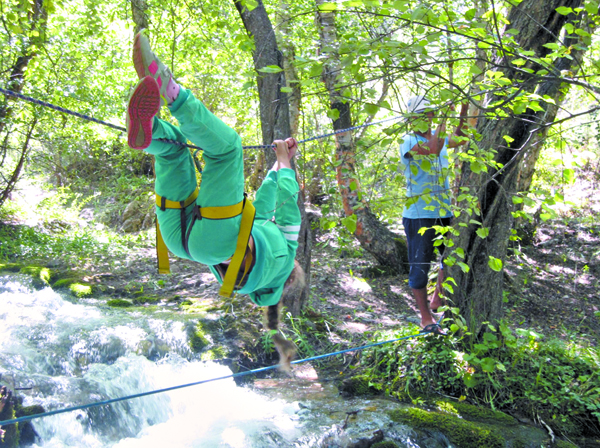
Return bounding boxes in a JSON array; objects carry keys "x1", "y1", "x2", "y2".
[
  {"x1": 156, "y1": 221, "x2": 171, "y2": 274},
  {"x1": 154, "y1": 188, "x2": 256, "y2": 299},
  {"x1": 219, "y1": 197, "x2": 255, "y2": 298}
]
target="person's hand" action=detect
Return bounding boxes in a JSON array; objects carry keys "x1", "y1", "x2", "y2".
[{"x1": 285, "y1": 137, "x2": 298, "y2": 159}]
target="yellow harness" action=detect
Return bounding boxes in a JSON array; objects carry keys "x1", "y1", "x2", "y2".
[{"x1": 155, "y1": 187, "x2": 256, "y2": 298}]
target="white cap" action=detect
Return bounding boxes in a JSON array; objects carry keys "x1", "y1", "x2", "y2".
[{"x1": 407, "y1": 95, "x2": 431, "y2": 114}]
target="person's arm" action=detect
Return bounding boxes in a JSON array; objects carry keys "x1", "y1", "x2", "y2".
[
  {"x1": 447, "y1": 103, "x2": 469, "y2": 149},
  {"x1": 410, "y1": 117, "x2": 447, "y2": 157}
]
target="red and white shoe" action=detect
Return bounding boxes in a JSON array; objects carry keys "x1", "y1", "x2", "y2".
[
  {"x1": 132, "y1": 29, "x2": 179, "y2": 106},
  {"x1": 126, "y1": 76, "x2": 161, "y2": 150}
]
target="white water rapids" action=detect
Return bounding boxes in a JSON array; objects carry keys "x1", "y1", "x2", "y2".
[{"x1": 0, "y1": 275, "x2": 429, "y2": 447}]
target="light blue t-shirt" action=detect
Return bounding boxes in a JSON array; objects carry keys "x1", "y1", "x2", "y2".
[{"x1": 400, "y1": 133, "x2": 451, "y2": 219}]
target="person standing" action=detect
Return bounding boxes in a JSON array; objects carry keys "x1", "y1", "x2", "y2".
[{"x1": 400, "y1": 95, "x2": 468, "y2": 331}]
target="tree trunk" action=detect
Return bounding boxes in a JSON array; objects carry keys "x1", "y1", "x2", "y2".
[
  {"x1": 131, "y1": 0, "x2": 149, "y2": 34},
  {"x1": 0, "y1": 0, "x2": 47, "y2": 207},
  {"x1": 0, "y1": 0, "x2": 47, "y2": 135},
  {"x1": 316, "y1": 0, "x2": 408, "y2": 274},
  {"x1": 448, "y1": 0, "x2": 588, "y2": 333},
  {"x1": 0, "y1": 119, "x2": 37, "y2": 208},
  {"x1": 234, "y1": 0, "x2": 311, "y2": 315}
]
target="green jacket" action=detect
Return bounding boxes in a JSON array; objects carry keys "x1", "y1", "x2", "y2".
[{"x1": 210, "y1": 168, "x2": 300, "y2": 306}]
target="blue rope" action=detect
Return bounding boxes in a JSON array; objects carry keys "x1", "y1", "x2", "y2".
[
  {"x1": 242, "y1": 115, "x2": 405, "y2": 150},
  {"x1": 0, "y1": 325, "x2": 443, "y2": 427},
  {"x1": 0, "y1": 87, "x2": 405, "y2": 152}
]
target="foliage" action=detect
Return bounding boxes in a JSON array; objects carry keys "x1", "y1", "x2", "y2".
[
  {"x1": 389, "y1": 407, "x2": 505, "y2": 448},
  {"x1": 358, "y1": 322, "x2": 600, "y2": 438}
]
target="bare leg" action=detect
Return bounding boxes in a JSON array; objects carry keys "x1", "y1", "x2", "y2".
[
  {"x1": 413, "y1": 287, "x2": 436, "y2": 328},
  {"x1": 430, "y1": 268, "x2": 445, "y2": 311}
]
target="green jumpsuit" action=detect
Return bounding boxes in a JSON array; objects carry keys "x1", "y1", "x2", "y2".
[{"x1": 145, "y1": 88, "x2": 301, "y2": 307}]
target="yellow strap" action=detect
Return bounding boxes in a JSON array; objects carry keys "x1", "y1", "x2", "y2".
[
  {"x1": 156, "y1": 188, "x2": 243, "y2": 220},
  {"x1": 198, "y1": 202, "x2": 244, "y2": 219},
  {"x1": 156, "y1": 187, "x2": 199, "y2": 209},
  {"x1": 219, "y1": 199, "x2": 256, "y2": 298},
  {"x1": 156, "y1": 221, "x2": 171, "y2": 274}
]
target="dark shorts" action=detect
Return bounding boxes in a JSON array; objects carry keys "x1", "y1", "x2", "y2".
[{"x1": 403, "y1": 217, "x2": 452, "y2": 290}]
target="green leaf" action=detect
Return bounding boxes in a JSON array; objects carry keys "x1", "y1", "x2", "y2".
[
  {"x1": 476, "y1": 227, "x2": 489, "y2": 239},
  {"x1": 481, "y1": 357, "x2": 496, "y2": 373},
  {"x1": 364, "y1": 103, "x2": 379, "y2": 114},
  {"x1": 341, "y1": 214, "x2": 358, "y2": 233},
  {"x1": 556, "y1": 6, "x2": 573, "y2": 15},
  {"x1": 585, "y1": 0, "x2": 599, "y2": 14},
  {"x1": 280, "y1": 86, "x2": 293, "y2": 93},
  {"x1": 421, "y1": 159, "x2": 431, "y2": 173},
  {"x1": 318, "y1": 2, "x2": 338, "y2": 11},
  {"x1": 464, "y1": 373, "x2": 478, "y2": 387},
  {"x1": 562, "y1": 168, "x2": 575, "y2": 184},
  {"x1": 470, "y1": 160, "x2": 483, "y2": 174},
  {"x1": 327, "y1": 108, "x2": 340, "y2": 121},
  {"x1": 258, "y1": 65, "x2": 283, "y2": 73},
  {"x1": 488, "y1": 256, "x2": 503, "y2": 272},
  {"x1": 457, "y1": 262, "x2": 470, "y2": 273},
  {"x1": 349, "y1": 181, "x2": 358, "y2": 191},
  {"x1": 470, "y1": 64, "x2": 483, "y2": 75}
]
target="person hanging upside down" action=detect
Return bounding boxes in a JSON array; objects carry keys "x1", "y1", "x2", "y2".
[{"x1": 126, "y1": 30, "x2": 302, "y2": 370}]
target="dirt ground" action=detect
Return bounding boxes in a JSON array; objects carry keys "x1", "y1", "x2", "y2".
[{"x1": 95, "y1": 215, "x2": 600, "y2": 369}]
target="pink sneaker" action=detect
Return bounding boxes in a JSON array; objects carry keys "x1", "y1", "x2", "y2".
[
  {"x1": 132, "y1": 29, "x2": 179, "y2": 106},
  {"x1": 127, "y1": 76, "x2": 161, "y2": 150}
]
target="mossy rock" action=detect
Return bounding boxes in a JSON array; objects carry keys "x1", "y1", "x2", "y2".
[
  {"x1": 554, "y1": 440, "x2": 579, "y2": 448},
  {"x1": 69, "y1": 283, "x2": 93, "y2": 297},
  {"x1": 435, "y1": 399, "x2": 516, "y2": 426},
  {"x1": 372, "y1": 442, "x2": 399, "y2": 448},
  {"x1": 131, "y1": 295, "x2": 160, "y2": 305},
  {"x1": 0, "y1": 391, "x2": 18, "y2": 447},
  {"x1": 52, "y1": 277, "x2": 94, "y2": 297},
  {"x1": 52, "y1": 277, "x2": 81, "y2": 288},
  {"x1": 339, "y1": 374, "x2": 382, "y2": 397},
  {"x1": 389, "y1": 407, "x2": 504, "y2": 448},
  {"x1": 15, "y1": 404, "x2": 45, "y2": 445},
  {"x1": 188, "y1": 322, "x2": 211, "y2": 352},
  {"x1": 201, "y1": 346, "x2": 229, "y2": 361},
  {"x1": 0, "y1": 262, "x2": 22, "y2": 274},
  {"x1": 19, "y1": 265, "x2": 52, "y2": 285},
  {"x1": 107, "y1": 299, "x2": 133, "y2": 307}
]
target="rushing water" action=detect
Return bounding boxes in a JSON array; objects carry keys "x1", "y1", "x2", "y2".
[{"x1": 1, "y1": 275, "x2": 440, "y2": 447}]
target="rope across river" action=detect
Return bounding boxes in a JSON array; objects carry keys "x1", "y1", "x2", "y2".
[
  {"x1": 0, "y1": 85, "x2": 444, "y2": 428},
  {"x1": 0, "y1": 323, "x2": 444, "y2": 427}
]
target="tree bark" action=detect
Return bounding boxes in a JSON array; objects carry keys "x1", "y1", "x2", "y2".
[
  {"x1": 234, "y1": 0, "x2": 311, "y2": 315},
  {"x1": 0, "y1": 118, "x2": 37, "y2": 208},
  {"x1": 448, "y1": 0, "x2": 588, "y2": 332},
  {"x1": 316, "y1": 0, "x2": 408, "y2": 274},
  {"x1": 0, "y1": 0, "x2": 47, "y2": 135}
]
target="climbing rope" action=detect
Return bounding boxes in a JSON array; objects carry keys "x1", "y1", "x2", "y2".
[
  {"x1": 0, "y1": 87, "x2": 405, "y2": 152},
  {"x1": 0, "y1": 87, "x2": 203, "y2": 151},
  {"x1": 0, "y1": 323, "x2": 445, "y2": 427}
]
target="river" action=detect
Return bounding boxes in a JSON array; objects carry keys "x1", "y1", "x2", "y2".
[{"x1": 1, "y1": 275, "x2": 447, "y2": 447}]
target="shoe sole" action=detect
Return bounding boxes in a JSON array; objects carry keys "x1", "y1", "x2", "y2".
[{"x1": 128, "y1": 76, "x2": 160, "y2": 150}]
